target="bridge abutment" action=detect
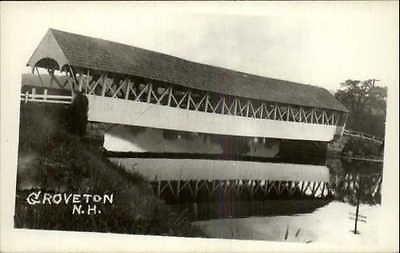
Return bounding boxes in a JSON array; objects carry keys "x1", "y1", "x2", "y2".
[{"x1": 85, "y1": 122, "x2": 115, "y2": 148}]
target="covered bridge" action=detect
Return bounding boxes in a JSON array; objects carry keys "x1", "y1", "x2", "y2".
[
  {"x1": 26, "y1": 28, "x2": 348, "y2": 142},
  {"x1": 22, "y1": 29, "x2": 349, "y2": 199}
]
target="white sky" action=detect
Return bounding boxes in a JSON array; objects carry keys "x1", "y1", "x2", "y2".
[{"x1": 1, "y1": 1, "x2": 398, "y2": 91}]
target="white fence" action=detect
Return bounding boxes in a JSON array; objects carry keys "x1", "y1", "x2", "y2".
[
  {"x1": 343, "y1": 129, "x2": 384, "y2": 144},
  {"x1": 20, "y1": 88, "x2": 72, "y2": 104}
]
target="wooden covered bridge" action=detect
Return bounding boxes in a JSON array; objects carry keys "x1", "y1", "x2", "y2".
[{"x1": 22, "y1": 28, "x2": 349, "y2": 202}]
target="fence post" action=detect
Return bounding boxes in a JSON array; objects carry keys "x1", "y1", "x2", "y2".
[
  {"x1": 31, "y1": 88, "x2": 36, "y2": 101},
  {"x1": 44, "y1": 89, "x2": 48, "y2": 101},
  {"x1": 354, "y1": 174, "x2": 361, "y2": 234}
]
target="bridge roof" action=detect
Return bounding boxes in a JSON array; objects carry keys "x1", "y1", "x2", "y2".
[{"x1": 27, "y1": 29, "x2": 348, "y2": 112}]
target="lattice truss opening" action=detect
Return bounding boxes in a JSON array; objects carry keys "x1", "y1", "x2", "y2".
[{"x1": 24, "y1": 64, "x2": 347, "y2": 127}]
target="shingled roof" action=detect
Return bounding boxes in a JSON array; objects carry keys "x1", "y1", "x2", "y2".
[{"x1": 27, "y1": 28, "x2": 348, "y2": 112}]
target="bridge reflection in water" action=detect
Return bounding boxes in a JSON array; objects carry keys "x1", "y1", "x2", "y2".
[{"x1": 110, "y1": 157, "x2": 382, "y2": 221}]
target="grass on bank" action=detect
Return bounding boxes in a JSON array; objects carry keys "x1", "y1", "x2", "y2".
[{"x1": 15, "y1": 103, "x2": 204, "y2": 237}]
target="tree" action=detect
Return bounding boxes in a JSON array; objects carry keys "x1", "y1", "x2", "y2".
[{"x1": 335, "y1": 79, "x2": 387, "y2": 138}]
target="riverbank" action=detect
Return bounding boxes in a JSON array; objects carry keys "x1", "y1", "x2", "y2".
[{"x1": 15, "y1": 103, "x2": 203, "y2": 237}]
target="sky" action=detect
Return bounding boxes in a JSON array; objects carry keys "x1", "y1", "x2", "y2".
[{"x1": 1, "y1": 2, "x2": 398, "y2": 92}]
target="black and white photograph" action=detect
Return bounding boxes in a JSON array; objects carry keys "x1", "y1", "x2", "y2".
[{"x1": 0, "y1": 2, "x2": 398, "y2": 252}]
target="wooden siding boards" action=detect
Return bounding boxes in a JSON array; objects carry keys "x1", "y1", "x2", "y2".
[
  {"x1": 87, "y1": 95, "x2": 340, "y2": 141},
  {"x1": 27, "y1": 28, "x2": 348, "y2": 113}
]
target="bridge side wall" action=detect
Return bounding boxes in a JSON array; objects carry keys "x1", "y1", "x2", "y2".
[{"x1": 87, "y1": 95, "x2": 339, "y2": 142}]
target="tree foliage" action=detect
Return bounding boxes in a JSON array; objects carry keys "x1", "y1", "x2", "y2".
[{"x1": 335, "y1": 79, "x2": 387, "y2": 138}]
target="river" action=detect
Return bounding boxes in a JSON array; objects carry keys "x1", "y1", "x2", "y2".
[{"x1": 112, "y1": 156, "x2": 383, "y2": 242}]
